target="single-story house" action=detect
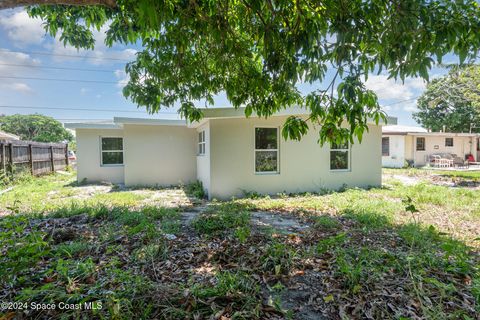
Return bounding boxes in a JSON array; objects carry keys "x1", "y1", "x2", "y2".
[
  {"x1": 382, "y1": 125, "x2": 479, "y2": 168},
  {"x1": 65, "y1": 107, "x2": 394, "y2": 199},
  {"x1": 0, "y1": 130, "x2": 20, "y2": 141}
]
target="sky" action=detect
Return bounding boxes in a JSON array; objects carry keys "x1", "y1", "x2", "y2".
[{"x1": 0, "y1": 8, "x2": 454, "y2": 127}]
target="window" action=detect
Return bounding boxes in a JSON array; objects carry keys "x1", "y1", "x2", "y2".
[
  {"x1": 255, "y1": 127, "x2": 278, "y2": 173},
  {"x1": 416, "y1": 137, "x2": 425, "y2": 151},
  {"x1": 330, "y1": 141, "x2": 349, "y2": 170},
  {"x1": 382, "y1": 137, "x2": 390, "y2": 156},
  {"x1": 198, "y1": 130, "x2": 206, "y2": 155},
  {"x1": 101, "y1": 137, "x2": 123, "y2": 165},
  {"x1": 445, "y1": 137, "x2": 454, "y2": 147}
]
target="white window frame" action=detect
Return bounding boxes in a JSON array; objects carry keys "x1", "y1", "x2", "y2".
[
  {"x1": 416, "y1": 137, "x2": 426, "y2": 151},
  {"x1": 100, "y1": 136, "x2": 124, "y2": 166},
  {"x1": 254, "y1": 126, "x2": 280, "y2": 175},
  {"x1": 330, "y1": 141, "x2": 350, "y2": 172},
  {"x1": 198, "y1": 130, "x2": 206, "y2": 156}
]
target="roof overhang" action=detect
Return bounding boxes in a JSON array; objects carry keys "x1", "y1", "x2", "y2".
[
  {"x1": 64, "y1": 123, "x2": 122, "y2": 130},
  {"x1": 406, "y1": 132, "x2": 479, "y2": 137},
  {"x1": 114, "y1": 117, "x2": 187, "y2": 126}
]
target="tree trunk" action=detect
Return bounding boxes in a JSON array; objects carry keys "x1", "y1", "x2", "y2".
[{"x1": 0, "y1": 0, "x2": 116, "y2": 9}]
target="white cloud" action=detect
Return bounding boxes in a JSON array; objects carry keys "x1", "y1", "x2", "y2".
[
  {"x1": 80, "y1": 88, "x2": 90, "y2": 95},
  {"x1": 0, "y1": 49, "x2": 41, "y2": 79},
  {"x1": 0, "y1": 10, "x2": 45, "y2": 47},
  {"x1": 365, "y1": 75, "x2": 426, "y2": 112},
  {"x1": 114, "y1": 69, "x2": 129, "y2": 88},
  {"x1": 0, "y1": 82, "x2": 33, "y2": 94},
  {"x1": 46, "y1": 24, "x2": 137, "y2": 65}
]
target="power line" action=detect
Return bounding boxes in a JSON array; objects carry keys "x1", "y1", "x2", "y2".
[
  {"x1": 0, "y1": 49, "x2": 134, "y2": 62},
  {"x1": 382, "y1": 97, "x2": 419, "y2": 107},
  {"x1": 0, "y1": 75, "x2": 119, "y2": 84},
  {"x1": 0, "y1": 105, "x2": 178, "y2": 114},
  {"x1": 0, "y1": 63, "x2": 117, "y2": 73}
]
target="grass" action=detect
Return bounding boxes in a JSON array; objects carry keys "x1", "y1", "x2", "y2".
[{"x1": 0, "y1": 169, "x2": 479, "y2": 319}]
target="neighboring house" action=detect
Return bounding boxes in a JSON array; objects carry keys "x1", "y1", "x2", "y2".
[
  {"x1": 65, "y1": 107, "x2": 394, "y2": 199},
  {"x1": 0, "y1": 130, "x2": 20, "y2": 141},
  {"x1": 382, "y1": 125, "x2": 479, "y2": 167}
]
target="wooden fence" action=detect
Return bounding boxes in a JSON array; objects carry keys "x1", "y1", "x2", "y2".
[{"x1": 0, "y1": 140, "x2": 69, "y2": 176}]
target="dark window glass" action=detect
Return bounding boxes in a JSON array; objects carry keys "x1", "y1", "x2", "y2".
[
  {"x1": 255, "y1": 151, "x2": 278, "y2": 172},
  {"x1": 331, "y1": 141, "x2": 349, "y2": 150},
  {"x1": 102, "y1": 152, "x2": 123, "y2": 165},
  {"x1": 445, "y1": 137, "x2": 453, "y2": 147},
  {"x1": 102, "y1": 137, "x2": 123, "y2": 150},
  {"x1": 330, "y1": 151, "x2": 349, "y2": 170},
  {"x1": 255, "y1": 128, "x2": 277, "y2": 149},
  {"x1": 416, "y1": 137, "x2": 425, "y2": 151},
  {"x1": 382, "y1": 137, "x2": 390, "y2": 156}
]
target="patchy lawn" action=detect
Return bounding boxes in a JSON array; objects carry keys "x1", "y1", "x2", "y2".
[{"x1": 0, "y1": 170, "x2": 479, "y2": 319}]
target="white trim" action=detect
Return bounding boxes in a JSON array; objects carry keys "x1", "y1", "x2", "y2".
[
  {"x1": 329, "y1": 142, "x2": 351, "y2": 171},
  {"x1": 64, "y1": 123, "x2": 122, "y2": 130},
  {"x1": 100, "y1": 136, "x2": 124, "y2": 167},
  {"x1": 415, "y1": 136, "x2": 426, "y2": 152},
  {"x1": 197, "y1": 130, "x2": 206, "y2": 156},
  {"x1": 114, "y1": 117, "x2": 187, "y2": 126},
  {"x1": 254, "y1": 126, "x2": 280, "y2": 174}
]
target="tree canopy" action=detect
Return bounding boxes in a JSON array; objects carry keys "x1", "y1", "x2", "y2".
[
  {"x1": 413, "y1": 65, "x2": 480, "y2": 133},
  {"x1": 0, "y1": 114, "x2": 74, "y2": 142},
  {"x1": 11, "y1": 0, "x2": 480, "y2": 143}
]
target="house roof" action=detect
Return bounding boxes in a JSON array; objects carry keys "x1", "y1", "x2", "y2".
[
  {"x1": 383, "y1": 125, "x2": 428, "y2": 135},
  {"x1": 0, "y1": 130, "x2": 20, "y2": 140},
  {"x1": 383, "y1": 125, "x2": 478, "y2": 137},
  {"x1": 65, "y1": 107, "x2": 397, "y2": 129}
]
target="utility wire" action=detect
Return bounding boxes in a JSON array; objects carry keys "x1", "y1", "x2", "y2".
[
  {"x1": 0, "y1": 75, "x2": 119, "y2": 84},
  {"x1": 0, "y1": 63, "x2": 117, "y2": 73},
  {"x1": 0, "y1": 49, "x2": 133, "y2": 62},
  {"x1": 0, "y1": 105, "x2": 178, "y2": 114}
]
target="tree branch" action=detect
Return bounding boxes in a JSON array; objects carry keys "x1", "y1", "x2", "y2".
[{"x1": 0, "y1": 0, "x2": 116, "y2": 10}]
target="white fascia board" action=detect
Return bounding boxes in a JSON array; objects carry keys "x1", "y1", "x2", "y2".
[
  {"x1": 64, "y1": 123, "x2": 122, "y2": 130},
  {"x1": 406, "y1": 132, "x2": 478, "y2": 137},
  {"x1": 114, "y1": 117, "x2": 187, "y2": 126}
]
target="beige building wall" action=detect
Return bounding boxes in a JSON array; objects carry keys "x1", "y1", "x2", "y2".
[
  {"x1": 412, "y1": 135, "x2": 475, "y2": 166},
  {"x1": 208, "y1": 116, "x2": 382, "y2": 199},
  {"x1": 76, "y1": 128, "x2": 125, "y2": 184},
  {"x1": 196, "y1": 122, "x2": 211, "y2": 195},
  {"x1": 123, "y1": 124, "x2": 197, "y2": 186}
]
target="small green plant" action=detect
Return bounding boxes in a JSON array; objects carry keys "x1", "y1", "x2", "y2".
[
  {"x1": 234, "y1": 226, "x2": 251, "y2": 243},
  {"x1": 242, "y1": 189, "x2": 264, "y2": 199},
  {"x1": 315, "y1": 232, "x2": 348, "y2": 254},
  {"x1": 262, "y1": 241, "x2": 298, "y2": 275},
  {"x1": 186, "y1": 180, "x2": 206, "y2": 199},
  {"x1": 132, "y1": 241, "x2": 169, "y2": 263},
  {"x1": 192, "y1": 203, "x2": 250, "y2": 236},
  {"x1": 314, "y1": 215, "x2": 340, "y2": 230}
]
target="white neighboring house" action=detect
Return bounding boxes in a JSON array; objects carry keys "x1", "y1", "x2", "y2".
[
  {"x1": 382, "y1": 125, "x2": 479, "y2": 168},
  {"x1": 66, "y1": 107, "x2": 394, "y2": 199},
  {"x1": 0, "y1": 130, "x2": 20, "y2": 141}
]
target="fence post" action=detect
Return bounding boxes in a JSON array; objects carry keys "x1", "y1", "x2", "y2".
[
  {"x1": 65, "y1": 144, "x2": 69, "y2": 168},
  {"x1": 0, "y1": 143, "x2": 4, "y2": 173},
  {"x1": 28, "y1": 144, "x2": 34, "y2": 175},
  {"x1": 8, "y1": 143, "x2": 13, "y2": 174},
  {"x1": 49, "y1": 146, "x2": 55, "y2": 173}
]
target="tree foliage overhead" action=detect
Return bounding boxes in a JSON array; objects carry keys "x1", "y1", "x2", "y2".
[
  {"x1": 0, "y1": 114, "x2": 74, "y2": 142},
  {"x1": 413, "y1": 65, "x2": 480, "y2": 133},
  {"x1": 25, "y1": 0, "x2": 480, "y2": 143}
]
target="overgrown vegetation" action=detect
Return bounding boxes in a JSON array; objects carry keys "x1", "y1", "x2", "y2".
[{"x1": 0, "y1": 170, "x2": 479, "y2": 319}]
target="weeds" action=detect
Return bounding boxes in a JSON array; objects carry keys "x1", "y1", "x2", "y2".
[
  {"x1": 192, "y1": 203, "x2": 251, "y2": 236},
  {"x1": 185, "y1": 180, "x2": 206, "y2": 199}
]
